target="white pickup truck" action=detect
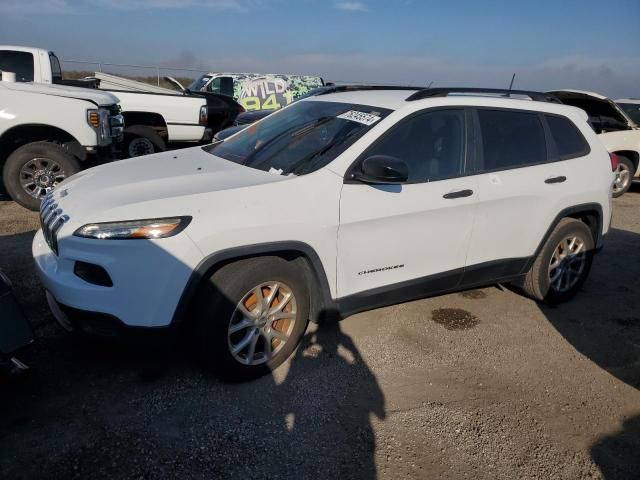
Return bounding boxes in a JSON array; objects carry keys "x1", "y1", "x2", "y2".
[
  {"x1": 0, "y1": 46, "x2": 241, "y2": 158},
  {"x1": 0, "y1": 71, "x2": 124, "y2": 210}
]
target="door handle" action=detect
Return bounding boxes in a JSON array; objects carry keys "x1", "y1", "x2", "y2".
[
  {"x1": 443, "y1": 189, "x2": 474, "y2": 199},
  {"x1": 545, "y1": 176, "x2": 567, "y2": 184}
]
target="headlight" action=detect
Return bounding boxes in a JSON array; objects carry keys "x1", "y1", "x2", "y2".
[
  {"x1": 87, "y1": 108, "x2": 112, "y2": 146},
  {"x1": 73, "y1": 217, "x2": 191, "y2": 240}
]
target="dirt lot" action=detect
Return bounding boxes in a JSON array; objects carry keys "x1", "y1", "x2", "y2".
[{"x1": 1, "y1": 189, "x2": 639, "y2": 480}]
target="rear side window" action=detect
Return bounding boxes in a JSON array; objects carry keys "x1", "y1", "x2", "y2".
[
  {"x1": 545, "y1": 115, "x2": 590, "y2": 159},
  {"x1": 0, "y1": 50, "x2": 34, "y2": 82},
  {"x1": 477, "y1": 109, "x2": 547, "y2": 170}
]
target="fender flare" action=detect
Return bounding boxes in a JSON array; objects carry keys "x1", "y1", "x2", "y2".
[
  {"x1": 170, "y1": 241, "x2": 335, "y2": 326},
  {"x1": 521, "y1": 202, "x2": 604, "y2": 273}
]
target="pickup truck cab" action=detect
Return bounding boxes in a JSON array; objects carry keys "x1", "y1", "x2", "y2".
[
  {"x1": 0, "y1": 72, "x2": 124, "y2": 210},
  {"x1": 549, "y1": 90, "x2": 640, "y2": 196},
  {"x1": 0, "y1": 46, "x2": 241, "y2": 158}
]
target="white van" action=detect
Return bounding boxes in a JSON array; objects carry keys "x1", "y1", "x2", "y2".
[{"x1": 175, "y1": 73, "x2": 325, "y2": 112}]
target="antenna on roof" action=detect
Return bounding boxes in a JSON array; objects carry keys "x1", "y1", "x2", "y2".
[
  {"x1": 507, "y1": 73, "x2": 516, "y2": 97},
  {"x1": 426, "y1": 80, "x2": 434, "y2": 88}
]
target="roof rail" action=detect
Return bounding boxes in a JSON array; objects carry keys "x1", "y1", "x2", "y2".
[
  {"x1": 406, "y1": 88, "x2": 562, "y2": 104},
  {"x1": 314, "y1": 85, "x2": 421, "y2": 96}
]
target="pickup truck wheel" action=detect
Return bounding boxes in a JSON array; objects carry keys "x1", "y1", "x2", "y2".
[
  {"x1": 123, "y1": 126, "x2": 166, "y2": 158},
  {"x1": 612, "y1": 155, "x2": 634, "y2": 198},
  {"x1": 194, "y1": 257, "x2": 310, "y2": 382},
  {"x1": 2, "y1": 141, "x2": 80, "y2": 211},
  {"x1": 520, "y1": 218, "x2": 594, "y2": 304}
]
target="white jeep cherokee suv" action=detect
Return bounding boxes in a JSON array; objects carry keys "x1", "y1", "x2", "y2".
[{"x1": 33, "y1": 86, "x2": 614, "y2": 381}]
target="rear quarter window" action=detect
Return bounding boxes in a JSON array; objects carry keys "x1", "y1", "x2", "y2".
[
  {"x1": 545, "y1": 114, "x2": 590, "y2": 160},
  {"x1": 477, "y1": 109, "x2": 547, "y2": 171}
]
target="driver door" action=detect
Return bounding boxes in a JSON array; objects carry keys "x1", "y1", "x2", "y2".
[{"x1": 336, "y1": 108, "x2": 478, "y2": 303}]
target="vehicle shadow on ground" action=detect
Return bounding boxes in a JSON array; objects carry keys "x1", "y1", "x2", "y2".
[
  {"x1": 536, "y1": 227, "x2": 640, "y2": 480},
  {"x1": 1, "y1": 320, "x2": 386, "y2": 479},
  {"x1": 1, "y1": 231, "x2": 386, "y2": 480},
  {"x1": 538, "y1": 227, "x2": 640, "y2": 390}
]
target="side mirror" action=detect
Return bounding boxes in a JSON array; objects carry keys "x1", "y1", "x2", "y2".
[{"x1": 352, "y1": 155, "x2": 408, "y2": 184}]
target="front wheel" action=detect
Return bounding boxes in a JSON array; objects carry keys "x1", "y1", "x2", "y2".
[
  {"x1": 122, "y1": 126, "x2": 166, "y2": 158},
  {"x1": 612, "y1": 155, "x2": 634, "y2": 198},
  {"x1": 194, "y1": 256, "x2": 310, "y2": 381},
  {"x1": 2, "y1": 141, "x2": 80, "y2": 211},
  {"x1": 519, "y1": 218, "x2": 594, "y2": 304}
]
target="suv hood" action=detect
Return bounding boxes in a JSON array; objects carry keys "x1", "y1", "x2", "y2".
[
  {"x1": 1, "y1": 81, "x2": 119, "y2": 106},
  {"x1": 55, "y1": 146, "x2": 288, "y2": 220}
]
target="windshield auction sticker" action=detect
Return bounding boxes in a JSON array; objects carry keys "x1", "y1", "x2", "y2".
[{"x1": 337, "y1": 110, "x2": 382, "y2": 126}]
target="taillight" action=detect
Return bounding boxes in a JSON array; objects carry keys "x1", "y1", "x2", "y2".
[
  {"x1": 610, "y1": 153, "x2": 619, "y2": 172},
  {"x1": 199, "y1": 105, "x2": 208, "y2": 125}
]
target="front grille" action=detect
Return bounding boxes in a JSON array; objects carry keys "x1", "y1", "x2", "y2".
[
  {"x1": 108, "y1": 104, "x2": 122, "y2": 116},
  {"x1": 40, "y1": 194, "x2": 69, "y2": 255},
  {"x1": 107, "y1": 104, "x2": 125, "y2": 140}
]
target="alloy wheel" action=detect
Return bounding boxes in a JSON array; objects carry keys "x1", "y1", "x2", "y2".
[
  {"x1": 19, "y1": 157, "x2": 66, "y2": 199},
  {"x1": 548, "y1": 235, "x2": 587, "y2": 293},
  {"x1": 227, "y1": 281, "x2": 297, "y2": 366},
  {"x1": 613, "y1": 162, "x2": 631, "y2": 195}
]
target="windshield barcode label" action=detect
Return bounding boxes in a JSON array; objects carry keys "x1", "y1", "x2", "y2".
[{"x1": 337, "y1": 110, "x2": 382, "y2": 126}]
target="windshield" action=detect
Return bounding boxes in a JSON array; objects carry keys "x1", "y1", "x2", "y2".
[
  {"x1": 204, "y1": 100, "x2": 391, "y2": 176},
  {"x1": 618, "y1": 103, "x2": 640, "y2": 125},
  {"x1": 188, "y1": 74, "x2": 212, "y2": 91}
]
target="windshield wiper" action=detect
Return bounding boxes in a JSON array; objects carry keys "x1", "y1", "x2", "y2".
[
  {"x1": 245, "y1": 116, "x2": 334, "y2": 168},
  {"x1": 283, "y1": 125, "x2": 361, "y2": 176}
]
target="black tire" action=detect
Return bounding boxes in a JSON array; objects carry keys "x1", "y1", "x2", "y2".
[
  {"x1": 194, "y1": 256, "x2": 310, "y2": 382},
  {"x1": 520, "y1": 218, "x2": 595, "y2": 304},
  {"x1": 122, "y1": 126, "x2": 166, "y2": 158},
  {"x1": 612, "y1": 155, "x2": 634, "y2": 198},
  {"x1": 2, "y1": 141, "x2": 80, "y2": 211}
]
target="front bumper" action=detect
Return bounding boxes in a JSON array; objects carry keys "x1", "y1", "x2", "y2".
[{"x1": 32, "y1": 229, "x2": 202, "y2": 329}]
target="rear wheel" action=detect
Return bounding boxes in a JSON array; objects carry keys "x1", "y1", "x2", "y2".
[
  {"x1": 2, "y1": 141, "x2": 80, "y2": 211},
  {"x1": 123, "y1": 126, "x2": 166, "y2": 158},
  {"x1": 194, "y1": 256, "x2": 309, "y2": 381},
  {"x1": 520, "y1": 218, "x2": 594, "y2": 304},
  {"x1": 612, "y1": 155, "x2": 634, "y2": 198}
]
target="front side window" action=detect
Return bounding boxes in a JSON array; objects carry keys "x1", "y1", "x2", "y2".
[
  {"x1": 206, "y1": 77, "x2": 234, "y2": 96},
  {"x1": 0, "y1": 50, "x2": 34, "y2": 82},
  {"x1": 477, "y1": 109, "x2": 546, "y2": 170},
  {"x1": 207, "y1": 77, "x2": 222, "y2": 93},
  {"x1": 545, "y1": 114, "x2": 590, "y2": 159},
  {"x1": 618, "y1": 103, "x2": 640, "y2": 125},
  {"x1": 205, "y1": 100, "x2": 391, "y2": 176},
  {"x1": 362, "y1": 109, "x2": 466, "y2": 183}
]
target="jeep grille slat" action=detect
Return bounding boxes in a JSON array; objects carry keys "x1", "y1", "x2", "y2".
[{"x1": 39, "y1": 194, "x2": 69, "y2": 255}]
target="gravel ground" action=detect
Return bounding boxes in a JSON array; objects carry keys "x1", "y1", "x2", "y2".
[{"x1": 1, "y1": 188, "x2": 639, "y2": 480}]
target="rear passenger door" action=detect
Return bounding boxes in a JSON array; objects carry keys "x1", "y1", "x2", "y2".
[{"x1": 464, "y1": 108, "x2": 570, "y2": 281}]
